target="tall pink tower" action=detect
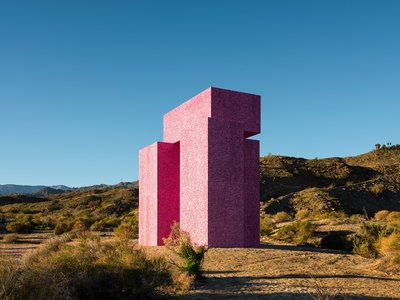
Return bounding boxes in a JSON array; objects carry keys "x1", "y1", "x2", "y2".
[{"x1": 139, "y1": 87, "x2": 261, "y2": 247}]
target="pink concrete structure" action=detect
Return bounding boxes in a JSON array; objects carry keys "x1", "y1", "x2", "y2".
[{"x1": 139, "y1": 87, "x2": 261, "y2": 247}]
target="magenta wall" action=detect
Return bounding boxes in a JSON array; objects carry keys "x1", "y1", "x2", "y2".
[
  {"x1": 139, "y1": 142, "x2": 179, "y2": 246},
  {"x1": 139, "y1": 87, "x2": 261, "y2": 247}
]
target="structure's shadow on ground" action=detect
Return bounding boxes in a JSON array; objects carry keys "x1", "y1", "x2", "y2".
[
  {"x1": 258, "y1": 242, "x2": 351, "y2": 255},
  {"x1": 176, "y1": 273, "x2": 400, "y2": 300}
]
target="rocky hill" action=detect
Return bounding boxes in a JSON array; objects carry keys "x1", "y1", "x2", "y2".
[{"x1": 261, "y1": 146, "x2": 400, "y2": 216}]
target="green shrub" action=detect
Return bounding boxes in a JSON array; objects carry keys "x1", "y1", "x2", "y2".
[
  {"x1": 6, "y1": 220, "x2": 34, "y2": 233},
  {"x1": 164, "y1": 223, "x2": 207, "y2": 278},
  {"x1": 260, "y1": 214, "x2": 274, "y2": 236},
  {"x1": 274, "y1": 221, "x2": 314, "y2": 245}
]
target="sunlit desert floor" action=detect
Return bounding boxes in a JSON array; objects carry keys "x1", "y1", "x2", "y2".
[{"x1": 2, "y1": 233, "x2": 399, "y2": 299}]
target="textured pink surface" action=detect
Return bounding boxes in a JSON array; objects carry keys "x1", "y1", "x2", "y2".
[
  {"x1": 139, "y1": 142, "x2": 179, "y2": 246},
  {"x1": 139, "y1": 87, "x2": 261, "y2": 247}
]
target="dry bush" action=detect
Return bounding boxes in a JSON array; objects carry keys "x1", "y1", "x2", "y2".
[
  {"x1": 295, "y1": 209, "x2": 311, "y2": 220},
  {"x1": 0, "y1": 256, "x2": 19, "y2": 299},
  {"x1": 3, "y1": 234, "x2": 19, "y2": 244},
  {"x1": 260, "y1": 214, "x2": 274, "y2": 236},
  {"x1": 273, "y1": 211, "x2": 292, "y2": 223},
  {"x1": 368, "y1": 183, "x2": 385, "y2": 196},
  {"x1": 114, "y1": 217, "x2": 138, "y2": 240},
  {"x1": 274, "y1": 221, "x2": 314, "y2": 245},
  {"x1": 374, "y1": 210, "x2": 390, "y2": 221},
  {"x1": 387, "y1": 211, "x2": 400, "y2": 222},
  {"x1": 348, "y1": 214, "x2": 366, "y2": 223},
  {"x1": 376, "y1": 233, "x2": 400, "y2": 266},
  {"x1": 0, "y1": 235, "x2": 185, "y2": 299},
  {"x1": 6, "y1": 220, "x2": 34, "y2": 233}
]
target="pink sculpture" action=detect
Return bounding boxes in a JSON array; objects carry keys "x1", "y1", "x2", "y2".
[{"x1": 139, "y1": 87, "x2": 261, "y2": 247}]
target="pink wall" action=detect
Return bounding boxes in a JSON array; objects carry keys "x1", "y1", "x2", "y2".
[
  {"x1": 139, "y1": 142, "x2": 180, "y2": 246},
  {"x1": 139, "y1": 87, "x2": 261, "y2": 247}
]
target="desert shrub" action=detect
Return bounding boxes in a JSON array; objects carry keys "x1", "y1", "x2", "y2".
[
  {"x1": 90, "y1": 220, "x2": 106, "y2": 231},
  {"x1": 369, "y1": 183, "x2": 385, "y2": 196},
  {"x1": 274, "y1": 221, "x2": 314, "y2": 245},
  {"x1": 0, "y1": 235, "x2": 186, "y2": 299},
  {"x1": 387, "y1": 211, "x2": 400, "y2": 222},
  {"x1": 349, "y1": 214, "x2": 366, "y2": 223},
  {"x1": 352, "y1": 222, "x2": 392, "y2": 258},
  {"x1": 114, "y1": 223, "x2": 137, "y2": 239},
  {"x1": 273, "y1": 211, "x2": 292, "y2": 223},
  {"x1": 295, "y1": 209, "x2": 311, "y2": 220},
  {"x1": 54, "y1": 221, "x2": 73, "y2": 235},
  {"x1": 3, "y1": 234, "x2": 19, "y2": 243},
  {"x1": 72, "y1": 218, "x2": 93, "y2": 232},
  {"x1": 0, "y1": 255, "x2": 19, "y2": 299},
  {"x1": 6, "y1": 220, "x2": 34, "y2": 233},
  {"x1": 376, "y1": 233, "x2": 400, "y2": 264},
  {"x1": 260, "y1": 214, "x2": 274, "y2": 236},
  {"x1": 114, "y1": 216, "x2": 138, "y2": 239},
  {"x1": 375, "y1": 210, "x2": 390, "y2": 221},
  {"x1": 164, "y1": 223, "x2": 207, "y2": 278}
]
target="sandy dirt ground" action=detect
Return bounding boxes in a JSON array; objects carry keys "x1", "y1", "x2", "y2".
[{"x1": 174, "y1": 240, "x2": 400, "y2": 300}]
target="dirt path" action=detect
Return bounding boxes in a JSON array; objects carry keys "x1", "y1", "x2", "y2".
[{"x1": 178, "y1": 241, "x2": 400, "y2": 300}]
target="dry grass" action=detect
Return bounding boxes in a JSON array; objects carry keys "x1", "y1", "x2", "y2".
[
  {"x1": 273, "y1": 211, "x2": 292, "y2": 222},
  {"x1": 0, "y1": 234, "x2": 190, "y2": 299},
  {"x1": 3, "y1": 234, "x2": 19, "y2": 244},
  {"x1": 375, "y1": 210, "x2": 391, "y2": 221}
]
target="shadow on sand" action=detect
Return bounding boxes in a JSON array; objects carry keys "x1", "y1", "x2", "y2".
[{"x1": 176, "y1": 273, "x2": 400, "y2": 300}]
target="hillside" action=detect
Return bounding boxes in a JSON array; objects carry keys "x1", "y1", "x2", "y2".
[
  {"x1": 261, "y1": 146, "x2": 400, "y2": 216},
  {"x1": 0, "y1": 185, "x2": 139, "y2": 233}
]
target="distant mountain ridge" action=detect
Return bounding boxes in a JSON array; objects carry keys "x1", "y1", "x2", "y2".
[{"x1": 0, "y1": 182, "x2": 137, "y2": 196}]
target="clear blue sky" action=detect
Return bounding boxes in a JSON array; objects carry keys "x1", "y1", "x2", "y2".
[{"x1": 1, "y1": 1, "x2": 399, "y2": 187}]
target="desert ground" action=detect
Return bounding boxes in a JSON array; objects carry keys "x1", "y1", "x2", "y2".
[{"x1": 1, "y1": 233, "x2": 399, "y2": 299}]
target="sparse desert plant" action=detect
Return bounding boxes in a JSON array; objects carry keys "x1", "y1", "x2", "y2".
[
  {"x1": 0, "y1": 255, "x2": 19, "y2": 299},
  {"x1": 6, "y1": 220, "x2": 34, "y2": 233},
  {"x1": 114, "y1": 222, "x2": 138, "y2": 239},
  {"x1": 164, "y1": 222, "x2": 207, "y2": 278},
  {"x1": 260, "y1": 214, "x2": 274, "y2": 236},
  {"x1": 0, "y1": 235, "x2": 186, "y2": 299},
  {"x1": 349, "y1": 214, "x2": 366, "y2": 223},
  {"x1": 353, "y1": 222, "x2": 391, "y2": 258},
  {"x1": 273, "y1": 211, "x2": 292, "y2": 223},
  {"x1": 376, "y1": 232, "x2": 400, "y2": 265},
  {"x1": 295, "y1": 209, "x2": 311, "y2": 220},
  {"x1": 375, "y1": 210, "x2": 390, "y2": 221},
  {"x1": 368, "y1": 183, "x2": 385, "y2": 196},
  {"x1": 309, "y1": 276, "x2": 348, "y2": 300},
  {"x1": 90, "y1": 220, "x2": 106, "y2": 231},
  {"x1": 387, "y1": 211, "x2": 400, "y2": 222},
  {"x1": 54, "y1": 221, "x2": 73, "y2": 235},
  {"x1": 274, "y1": 220, "x2": 314, "y2": 245},
  {"x1": 3, "y1": 233, "x2": 19, "y2": 243}
]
